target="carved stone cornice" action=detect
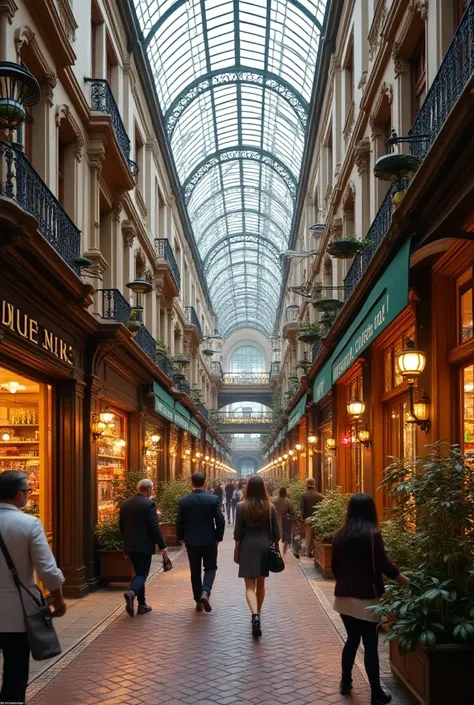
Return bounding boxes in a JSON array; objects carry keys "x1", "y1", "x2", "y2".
[
  {"x1": 368, "y1": 0, "x2": 387, "y2": 61},
  {"x1": 121, "y1": 220, "x2": 136, "y2": 248},
  {"x1": 15, "y1": 25, "x2": 57, "y2": 106},
  {"x1": 354, "y1": 137, "x2": 371, "y2": 175},
  {"x1": 392, "y1": 41, "x2": 405, "y2": 78},
  {"x1": 87, "y1": 145, "x2": 105, "y2": 174},
  {"x1": 112, "y1": 200, "x2": 123, "y2": 224},
  {"x1": 409, "y1": 0, "x2": 428, "y2": 21},
  {"x1": 56, "y1": 104, "x2": 84, "y2": 161},
  {"x1": 0, "y1": 0, "x2": 18, "y2": 23}
]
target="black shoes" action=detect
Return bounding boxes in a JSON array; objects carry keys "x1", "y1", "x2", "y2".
[
  {"x1": 195, "y1": 601, "x2": 203, "y2": 612},
  {"x1": 339, "y1": 676, "x2": 352, "y2": 695},
  {"x1": 201, "y1": 591, "x2": 212, "y2": 612},
  {"x1": 251, "y1": 614, "x2": 262, "y2": 638},
  {"x1": 123, "y1": 590, "x2": 135, "y2": 617},
  {"x1": 137, "y1": 604, "x2": 152, "y2": 615},
  {"x1": 371, "y1": 685, "x2": 392, "y2": 705}
]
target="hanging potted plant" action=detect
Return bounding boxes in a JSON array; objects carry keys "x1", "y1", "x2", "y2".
[
  {"x1": 298, "y1": 323, "x2": 325, "y2": 343},
  {"x1": 172, "y1": 354, "x2": 190, "y2": 369},
  {"x1": 310, "y1": 488, "x2": 350, "y2": 578},
  {"x1": 201, "y1": 348, "x2": 215, "y2": 357},
  {"x1": 156, "y1": 340, "x2": 169, "y2": 359},
  {"x1": 326, "y1": 234, "x2": 369, "y2": 259},
  {"x1": 312, "y1": 297, "x2": 344, "y2": 313},
  {"x1": 371, "y1": 443, "x2": 474, "y2": 705}
]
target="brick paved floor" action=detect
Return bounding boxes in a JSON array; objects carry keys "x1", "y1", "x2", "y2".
[{"x1": 27, "y1": 533, "x2": 412, "y2": 705}]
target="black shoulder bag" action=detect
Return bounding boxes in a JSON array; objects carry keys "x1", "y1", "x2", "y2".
[
  {"x1": 268, "y1": 506, "x2": 285, "y2": 573},
  {"x1": 0, "y1": 529, "x2": 62, "y2": 661}
]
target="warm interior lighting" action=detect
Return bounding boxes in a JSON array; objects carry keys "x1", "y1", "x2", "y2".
[
  {"x1": 99, "y1": 411, "x2": 114, "y2": 425},
  {"x1": 278, "y1": 456, "x2": 283, "y2": 462},
  {"x1": 464, "y1": 382, "x2": 474, "y2": 392},
  {"x1": 307, "y1": 435, "x2": 317, "y2": 444},
  {"x1": 357, "y1": 428, "x2": 370, "y2": 444},
  {"x1": 412, "y1": 400, "x2": 429, "y2": 421},
  {"x1": 295, "y1": 443, "x2": 302, "y2": 451},
  {"x1": 0, "y1": 381, "x2": 26, "y2": 394},
  {"x1": 116, "y1": 439, "x2": 126, "y2": 448},
  {"x1": 196, "y1": 452, "x2": 201, "y2": 458},
  {"x1": 1, "y1": 432, "x2": 10, "y2": 441},
  {"x1": 283, "y1": 453, "x2": 289, "y2": 460},
  {"x1": 396, "y1": 339, "x2": 426, "y2": 379},
  {"x1": 326, "y1": 437, "x2": 336, "y2": 450},
  {"x1": 288, "y1": 449, "x2": 294, "y2": 456},
  {"x1": 150, "y1": 434, "x2": 161, "y2": 443},
  {"x1": 205, "y1": 455, "x2": 209, "y2": 461},
  {"x1": 347, "y1": 398, "x2": 365, "y2": 418},
  {"x1": 185, "y1": 449, "x2": 191, "y2": 456}
]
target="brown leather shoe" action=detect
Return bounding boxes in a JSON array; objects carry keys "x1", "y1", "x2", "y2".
[
  {"x1": 195, "y1": 601, "x2": 203, "y2": 612},
  {"x1": 201, "y1": 592, "x2": 212, "y2": 612},
  {"x1": 123, "y1": 590, "x2": 135, "y2": 617},
  {"x1": 137, "y1": 604, "x2": 152, "y2": 615}
]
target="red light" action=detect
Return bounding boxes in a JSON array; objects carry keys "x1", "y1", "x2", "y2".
[{"x1": 341, "y1": 435, "x2": 351, "y2": 446}]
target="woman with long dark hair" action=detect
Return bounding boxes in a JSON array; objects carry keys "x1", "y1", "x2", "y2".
[
  {"x1": 331, "y1": 493, "x2": 409, "y2": 705},
  {"x1": 234, "y1": 475, "x2": 280, "y2": 638}
]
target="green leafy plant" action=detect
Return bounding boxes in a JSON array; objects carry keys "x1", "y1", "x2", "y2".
[
  {"x1": 310, "y1": 487, "x2": 350, "y2": 543},
  {"x1": 95, "y1": 470, "x2": 149, "y2": 550},
  {"x1": 156, "y1": 479, "x2": 191, "y2": 523},
  {"x1": 326, "y1": 234, "x2": 370, "y2": 259},
  {"x1": 95, "y1": 515, "x2": 123, "y2": 551},
  {"x1": 112, "y1": 470, "x2": 147, "y2": 511},
  {"x1": 371, "y1": 442, "x2": 474, "y2": 654},
  {"x1": 381, "y1": 516, "x2": 418, "y2": 571},
  {"x1": 156, "y1": 340, "x2": 169, "y2": 358},
  {"x1": 273, "y1": 479, "x2": 307, "y2": 521}
]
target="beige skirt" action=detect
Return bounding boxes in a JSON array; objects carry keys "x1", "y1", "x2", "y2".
[{"x1": 333, "y1": 596, "x2": 380, "y2": 623}]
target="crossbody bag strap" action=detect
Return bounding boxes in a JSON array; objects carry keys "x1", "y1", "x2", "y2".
[{"x1": 0, "y1": 528, "x2": 42, "y2": 610}]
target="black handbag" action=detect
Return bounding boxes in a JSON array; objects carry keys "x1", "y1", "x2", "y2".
[
  {"x1": 0, "y1": 529, "x2": 62, "y2": 661},
  {"x1": 268, "y1": 506, "x2": 285, "y2": 573},
  {"x1": 162, "y1": 553, "x2": 173, "y2": 572}
]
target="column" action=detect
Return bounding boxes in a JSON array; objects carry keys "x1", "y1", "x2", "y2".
[
  {"x1": 85, "y1": 145, "x2": 105, "y2": 255},
  {"x1": 391, "y1": 43, "x2": 412, "y2": 139},
  {"x1": 331, "y1": 58, "x2": 342, "y2": 181},
  {"x1": 121, "y1": 221, "x2": 136, "y2": 297},
  {"x1": 168, "y1": 307, "x2": 175, "y2": 355},
  {"x1": 354, "y1": 138, "x2": 371, "y2": 237},
  {"x1": 155, "y1": 284, "x2": 163, "y2": 341}
]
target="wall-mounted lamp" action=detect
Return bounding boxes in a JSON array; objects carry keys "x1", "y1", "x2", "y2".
[
  {"x1": 278, "y1": 456, "x2": 283, "y2": 463},
  {"x1": 307, "y1": 435, "x2": 317, "y2": 445},
  {"x1": 396, "y1": 340, "x2": 430, "y2": 432},
  {"x1": 326, "y1": 437, "x2": 337, "y2": 453},
  {"x1": 357, "y1": 425, "x2": 371, "y2": 449},
  {"x1": 283, "y1": 453, "x2": 289, "y2": 460},
  {"x1": 185, "y1": 449, "x2": 191, "y2": 456},
  {"x1": 347, "y1": 397, "x2": 365, "y2": 418},
  {"x1": 92, "y1": 407, "x2": 116, "y2": 440},
  {"x1": 295, "y1": 443, "x2": 303, "y2": 452},
  {"x1": 288, "y1": 449, "x2": 295, "y2": 457}
]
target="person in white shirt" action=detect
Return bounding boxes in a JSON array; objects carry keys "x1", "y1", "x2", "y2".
[{"x1": 0, "y1": 470, "x2": 66, "y2": 704}]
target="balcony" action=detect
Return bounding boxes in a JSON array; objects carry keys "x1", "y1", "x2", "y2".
[
  {"x1": 85, "y1": 78, "x2": 138, "y2": 188},
  {"x1": 270, "y1": 361, "x2": 281, "y2": 379},
  {"x1": 185, "y1": 306, "x2": 204, "y2": 341},
  {"x1": 283, "y1": 304, "x2": 299, "y2": 338},
  {"x1": 211, "y1": 361, "x2": 224, "y2": 379},
  {"x1": 198, "y1": 403, "x2": 209, "y2": 420},
  {"x1": 155, "y1": 238, "x2": 180, "y2": 297},
  {"x1": 229, "y1": 437, "x2": 263, "y2": 451},
  {"x1": 97, "y1": 289, "x2": 131, "y2": 323},
  {"x1": 344, "y1": 4, "x2": 474, "y2": 302},
  {"x1": 0, "y1": 141, "x2": 80, "y2": 271},
  {"x1": 222, "y1": 372, "x2": 270, "y2": 385}
]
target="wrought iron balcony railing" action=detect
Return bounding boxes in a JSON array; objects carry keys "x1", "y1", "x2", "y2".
[
  {"x1": 270, "y1": 361, "x2": 281, "y2": 378},
  {"x1": 344, "y1": 4, "x2": 474, "y2": 302},
  {"x1": 216, "y1": 411, "x2": 273, "y2": 424},
  {"x1": 176, "y1": 379, "x2": 191, "y2": 394},
  {"x1": 185, "y1": 306, "x2": 204, "y2": 340},
  {"x1": 409, "y1": 2, "x2": 474, "y2": 159},
  {"x1": 222, "y1": 372, "x2": 270, "y2": 384},
  {"x1": 97, "y1": 289, "x2": 132, "y2": 323},
  {"x1": 135, "y1": 325, "x2": 158, "y2": 362},
  {"x1": 210, "y1": 361, "x2": 224, "y2": 379},
  {"x1": 198, "y1": 403, "x2": 209, "y2": 420},
  {"x1": 0, "y1": 141, "x2": 81, "y2": 270},
  {"x1": 85, "y1": 79, "x2": 138, "y2": 176},
  {"x1": 155, "y1": 238, "x2": 181, "y2": 290},
  {"x1": 157, "y1": 355, "x2": 174, "y2": 378}
]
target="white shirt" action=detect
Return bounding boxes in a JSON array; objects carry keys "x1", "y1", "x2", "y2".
[{"x1": 0, "y1": 503, "x2": 64, "y2": 632}]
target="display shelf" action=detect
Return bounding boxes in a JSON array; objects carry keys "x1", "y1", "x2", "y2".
[
  {"x1": 0, "y1": 456, "x2": 40, "y2": 460},
  {"x1": 97, "y1": 454, "x2": 126, "y2": 460},
  {"x1": 0, "y1": 441, "x2": 39, "y2": 444},
  {"x1": 0, "y1": 424, "x2": 39, "y2": 427}
]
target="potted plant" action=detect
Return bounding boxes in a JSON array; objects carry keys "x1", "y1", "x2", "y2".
[
  {"x1": 312, "y1": 297, "x2": 344, "y2": 313},
  {"x1": 201, "y1": 348, "x2": 215, "y2": 356},
  {"x1": 156, "y1": 478, "x2": 191, "y2": 545},
  {"x1": 156, "y1": 340, "x2": 170, "y2": 359},
  {"x1": 326, "y1": 234, "x2": 370, "y2": 259},
  {"x1": 372, "y1": 442, "x2": 474, "y2": 705},
  {"x1": 298, "y1": 323, "x2": 326, "y2": 343},
  {"x1": 172, "y1": 354, "x2": 190, "y2": 369},
  {"x1": 310, "y1": 488, "x2": 350, "y2": 578},
  {"x1": 125, "y1": 306, "x2": 143, "y2": 333},
  {"x1": 94, "y1": 470, "x2": 145, "y2": 584}
]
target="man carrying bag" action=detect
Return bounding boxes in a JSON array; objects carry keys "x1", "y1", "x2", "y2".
[{"x1": 0, "y1": 470, "x2": 66, "y2": 705}]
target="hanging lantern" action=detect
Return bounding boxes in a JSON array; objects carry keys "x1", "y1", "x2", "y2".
[
  {"x1": 347, "y1": 397, "x2": 365, "y2": 418},
  {"x1": 396, "y1": 340, "x2": 426, "y2": 379},
  {"x1": 0, "y1": 62, "x2": 40, "y2": 130}
]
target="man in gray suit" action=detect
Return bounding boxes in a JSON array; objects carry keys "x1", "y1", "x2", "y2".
[{"x1": 176, "y1": 473, "x2": 225, "y2": 612}]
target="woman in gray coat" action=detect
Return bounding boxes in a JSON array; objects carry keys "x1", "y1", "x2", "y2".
[{"x1": 233, "y1": 475, "x2": 280, "y2": 638}]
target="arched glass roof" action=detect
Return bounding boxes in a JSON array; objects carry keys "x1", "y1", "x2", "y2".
[{"x1": 133, "y1": 0, "x2": 328, "y2": 336}]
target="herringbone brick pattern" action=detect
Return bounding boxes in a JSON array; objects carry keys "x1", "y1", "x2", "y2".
[{"x1": 29, "y1": 534, "x2": 379, "y2": 705}]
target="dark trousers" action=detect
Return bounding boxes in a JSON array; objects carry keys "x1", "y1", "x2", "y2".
[
  {"x1": 186, "y1": 545, "x2": 218, "y2": 602},
  {"x1": 128, "y1": 552, "x2": 152, "y2": 605},
  {"x1": 341, "y1": 614, "x2": 380, "y2": 685},
  {"x1": 0, "y1": 632, "x2": 30, "y2": 705},
  {"x1": 231, "y1": 501, "x2": 238, "y2": 523},
  {"x1": 225, "y1": 500, "x2": 232, "y2": 522}
]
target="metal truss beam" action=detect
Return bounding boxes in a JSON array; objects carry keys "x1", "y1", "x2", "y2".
[
  {"x1": 197, "y1": 208, "x2": 287, "y2": 247},
  {"x1": 208, "y1": 261, "x2": 282, "y2": 290},
  {"x1": 164, "y1": 67, "x2": 308, "y2": 137},
  {"x1": 182, "y1": 146, "x2": 298, "y2": 204},
  {"x1": 190, "y1": 185, "x2": 293, "y2": 223},
  {"x1": 203, "y1": 233, "x2": 282, "y2": 271}
]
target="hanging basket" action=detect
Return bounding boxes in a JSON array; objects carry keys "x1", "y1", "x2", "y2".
[
  {"x1": 125, "y1": 319, "x2": 142, "y2": 333},
  {"x1": 312, "y1": 298, "x2": 344, "y2": 312},
  {"x1": 326, "y1": 239, "x2": 366, "y2": 259},
  {"x1": 202, "y1": 349, "x2": 215, "y2": 357},
  {"x1": 172, "y1": 356, "x2": 190, "y2": 368},
  {"x1": 298, "y1": 332, "x2": 322, "y2": 343}
]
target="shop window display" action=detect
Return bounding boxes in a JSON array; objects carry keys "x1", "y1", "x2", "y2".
[
  {"x1": 0, "y1": 368, "x2": 51, "y2": 527},
  {"x1": 144, "y1": 425, "x2": 161, "y2": 486},
  {"x1": 462, "y1": 365, "x2": 474, "y2": 463},
  {"x1": 457, "y1": 267, "x2": 474, "y2": 344},
  {"x1": 97, "y1": 411, "x2": 127, "y2": 519}
]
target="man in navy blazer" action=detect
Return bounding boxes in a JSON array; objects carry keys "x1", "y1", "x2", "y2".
[{"x1": 176, "y1": 472, "x2": 225, "y2": 612}]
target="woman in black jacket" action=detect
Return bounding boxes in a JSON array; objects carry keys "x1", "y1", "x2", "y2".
[{"x1": 331, "y1": 494, "x2": 409, "y2": 705}]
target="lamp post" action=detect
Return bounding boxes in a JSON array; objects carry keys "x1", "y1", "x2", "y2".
[{"x1": 396, "y1": 340, "x2": 430, "y2": 432}]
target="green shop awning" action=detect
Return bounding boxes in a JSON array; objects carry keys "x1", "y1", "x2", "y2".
[
  {"x1": 189, "y1": 418, "x2": 201, "y2": 439},
  {"x1": 332, "y1": 239, "x2": 411, "y2": 383},
  {"x1": 287, "y1": 393, "x2": 307, "y2": 431},
  {"x1": 313, "y1": 359, "x2": 333, "y2": 404},
  {"x1": 153, "y1": 382, "x2": 174, "y2": 422},
  {"x1": 174, "y1": 402, "x2": 191, "y2": 432}
]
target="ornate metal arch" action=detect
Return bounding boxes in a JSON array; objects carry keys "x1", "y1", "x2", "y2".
[
  {"x1": 190, "y1": 184, "x2": 293, "y2": 223},
  {"x1": 197, "y1": 208, "x2": 287, "y2": 248},
  {"x1": 208, "y1": 261, "x2": 282, "y2": 291},
  {"x1": 182, "y1": 147, "x2": 298, "y2": 204},
  {"x1": 203, "y1": 233, "x2": 282, "y2": 272},
  {"x1": 165, "y1": 67, "x2": 309, "y2": 137}
]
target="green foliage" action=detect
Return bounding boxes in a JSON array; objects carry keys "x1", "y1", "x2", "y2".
[
  {"x1": 381, "y1": 517, "x2": 418, "y2": 571},
  {"x1": 156, "y1": 479, "x2": 191, "y2": 523},
  {"x1": 156, "y1": 340, "x2": 169, "y2": 358},
  {"x1": 372, "y1": 442, "x2": 474, "y2": 653},
  {"x1": 299, "y1": 323, "x2": 326, "y2": 336},
  {"x1": 273, "y1": 479, "x2": 307, "y2": 522},
  {"x1": 95, "y1": 515, "x2": 123, "y2": 550},
  {"x1": 310, "y1": 488, "x2": 350, "y2": 543},
  {"x1": 112, "y1": 470, "x2": 146, "y2": 511}
]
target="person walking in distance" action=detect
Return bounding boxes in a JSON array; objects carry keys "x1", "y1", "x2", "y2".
[
  {"x1": 300, "y1": 478, "x2": 324, "y2": 558},
  {"x1": 332, "y1": 494, "x2": 410, "y2": 704},
  {"x1": 234, "y1": 475, "x2": 280, "y2": 638},
  {"x1": 225, "y1": 479, "x2": 234, "y2": 524},
  {"x1": 231, "y1": 480, "x2": 244, "y2": 524},
  {"x1": 120, "y1": 479, "x2": 168, "y2": 617},
  {"x1": 0, "y1": 471, "x2": 66, "y2": 705},
  {"x1": 176, "y1": 473, "x2": 225, "y2": 612}
]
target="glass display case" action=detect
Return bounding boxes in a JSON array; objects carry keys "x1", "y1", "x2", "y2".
[{"x1": 97, "y1": 411, "x2": 127, "y2": 519}]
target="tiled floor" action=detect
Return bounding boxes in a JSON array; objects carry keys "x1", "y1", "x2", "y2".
[{"x1": 19, "y1": 533, "x2": 413, "y2": 705}]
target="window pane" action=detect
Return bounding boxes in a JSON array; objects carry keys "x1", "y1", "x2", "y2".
[{"x1": 229, "y1": 345, "x2": 264, "y2": 372}]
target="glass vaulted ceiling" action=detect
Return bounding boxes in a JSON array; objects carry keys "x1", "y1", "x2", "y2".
[{"x1": 134, "y1": 0, "x2": 327, "y2": 337}]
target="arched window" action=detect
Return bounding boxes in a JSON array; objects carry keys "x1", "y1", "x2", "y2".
[{"x1": 229, "y1": 346, "x2": 264, "y2": 373}]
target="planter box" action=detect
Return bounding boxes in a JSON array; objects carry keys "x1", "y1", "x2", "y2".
[
  {"x1": 98, "y1": 550, "x2": 133, "y2": 585},
  {"x1": 390, "y1": 638, "x2": 474, "y2": 705},
  {"x1": 160, "y1": 522, "x2": 179, "y2": 546},
  {"x1": 314, "y1": 542, "x2": 333, "y2": 578}
]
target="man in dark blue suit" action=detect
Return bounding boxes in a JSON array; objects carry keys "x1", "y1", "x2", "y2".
[{"x1": 176, "y1": 472, "x2": 225, "y2": 612}]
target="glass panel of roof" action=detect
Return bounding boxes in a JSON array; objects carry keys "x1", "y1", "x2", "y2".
[{"x1": 134, "y1": 0, "x2": 328, "y2": 336}]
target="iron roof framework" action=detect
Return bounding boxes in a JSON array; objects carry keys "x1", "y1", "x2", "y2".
[{"x1": 134, "y1": 0, "x2": 327, "y2": 336}]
